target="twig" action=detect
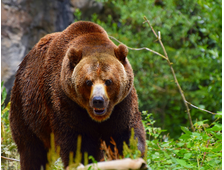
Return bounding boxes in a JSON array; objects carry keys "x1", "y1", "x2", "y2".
[
  {"x1": 110, "y1": 17, "x2": 218, "y2": 132},
  {"x1": 143, "y1": 16, "x2": 194, "y2": 131},
  {"x1": 109, "y1": 36, "x2": 168, "y2": 60},
  {"x1": 200, "y1": 140, "x2": 210, "y2": 167},
  {"x1": 185, "y1": 100, "x2": 217, "y2": 115},
  {"x1": 109, "y1": 35, "x2": 217, "y2": 120},
  {"x1": 1, "y1": 156, "x2": 20, "y2": 162},
  {"x1": 157, "y1": 143, "x2": 162, "y2": 150}
]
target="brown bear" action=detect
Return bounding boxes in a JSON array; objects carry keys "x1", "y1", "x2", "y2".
[{"x1": 9, "y1": 21, "x2": 146, "y2": 170}]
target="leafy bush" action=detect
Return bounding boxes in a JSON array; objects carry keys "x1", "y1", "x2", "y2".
[
  {"x1": 142, "y1": 111, "x2": 222, "y2": 169},
  {"x1": 1, "y1": 82, "x2": 19, "y2": 169},
  {"x1": 1, "y1": 100, "x2": 222, "y2": 170},
  {"x1": 88, "y1": 0, "x2": 222, "y2": 138}
]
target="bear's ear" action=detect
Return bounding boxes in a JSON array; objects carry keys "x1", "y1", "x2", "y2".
[
  {"x1": 115, "y1": 44, "x2": 128, "y2": 63},
  {"x1": 67, "y1": 47, "x2": 82, "y2": 66}
]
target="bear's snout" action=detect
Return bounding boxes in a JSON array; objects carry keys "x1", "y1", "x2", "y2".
[
  {"x1": 92, "y1": 96, "x2": 104, "y2": 108},
  {"x1": 91, "y1": 96, "x2": 107, "y2": 115},
  {"x1": 90, "y1": 84, "x2": 109, "y2": 116},
  {"x1": 92, "y1": 96, "x2": 106, "y2": 115}
]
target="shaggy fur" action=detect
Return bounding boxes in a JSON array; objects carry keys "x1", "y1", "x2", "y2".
[{"x1": 9, "y1": 21, "x2": 145, "y2": 170}]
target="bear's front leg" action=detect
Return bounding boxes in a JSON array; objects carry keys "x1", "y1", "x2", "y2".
[
  {"x1": 18, "y1": 135, "x2": 48, "y2": 170},
  {"x1": 133, "y1": 126, "x2": 146, "y2": 156},
  {"x1": 111, "y1": 127, "x2": 145, "y2": 157},
  {"x1": 57, "y1": 132, "x2": 102, "y2": 168}
]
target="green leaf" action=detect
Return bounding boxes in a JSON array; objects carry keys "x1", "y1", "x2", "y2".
[
  {"x1": 88, "y1": 166, "x2": 93, "y2": 170},
  {"x1": 173, "y1": 150, "x2": 180, "y2": 154},
  {"x1": 173, "y1": 158, "x2": 194, "y2": 168},
  {"x1": 186, "y1": 142, "x2": 194, "y2": 148},
  {"x1": 173, "y1": 158, "x2": 186, "y2": 166},
  {"x1": 88, "y1": 156, "x2": 97, "y2": 164},
  {"x1": 176, "y1": 142, "x2": 185, "y2": 147},
  {"x1": 162, "y1": 150, "x2": 170, "y2": 159},
  {"x1": 179, "y1": 134, "x2": 191, "y2": 140},
  {"x1": 215, "y1": 112, "x2": 222, "y2": 119},
  {"x1": 2, "y1": 102, "x2": 11, "y2": 116},
  {"x1": 191, "y1": 132, "x2": 202, "y2": 140},
  {"x1": 161, "y1": 142, "x2": 170, "y2": 147},
  {"x1": 206, "y1": 124, "x2": 222, "y2": 132},
  {"x1": 1, "y1": 87, "x2": 7, "y2": 106},
  {"x1": 166, "y1": 160, "x2": 172, "y2": 164},
  {"x1": 1, "y1": 81, "x2": 4, "y2": 89},
  {"x1": 183, "y1": 153, "x2": 192, "y2": 159},
  {"x1": 210, "y1": 131, "x2": 222, "y2": 140},
  {"x1": 180, "y1": 126, "x2": 192, "y2": 135},
  {"x1": 194, "y1": 120, "x2": 208, "y2": 126},
  {"x1": 152, "y1": 152, "x2": 160, "y2": 159},
  {"x1": 211, "y1": 142, "x2": 222, "y2": 152}
]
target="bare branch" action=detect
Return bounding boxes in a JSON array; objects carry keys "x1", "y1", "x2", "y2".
[
  {"x1": 143, "y1": 18, "x2": 157, "y2": 38},
  {"x1": 158, "y1": 31, "x2": 161, "y2": 40},
  {"x1": 1, "y1": 156, "x2": 20, "y2": 162},
  {"x1": 109, "y1": 36, "x2": 168, "y2": 60},
  {"x1": 143, "y1": 16, "x2": 195, "y2": 131},
  {"x1": 201, "y1": 140, "x2": 210, "y2": 167},
  {"x1": 110, "y1": 17, "x2": 217, "y2": 132},
  {"x1": 185, "y1": 100, "x2": 217, "y2": 115}
]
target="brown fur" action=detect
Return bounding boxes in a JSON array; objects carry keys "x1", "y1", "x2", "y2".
[{"x1": 9, "y1": 21, "x2": 145, "y2": 170}]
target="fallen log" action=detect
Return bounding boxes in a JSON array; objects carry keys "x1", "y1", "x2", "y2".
[{"x1": 67, "y1": 158, "x2": 149, "y2": 170}]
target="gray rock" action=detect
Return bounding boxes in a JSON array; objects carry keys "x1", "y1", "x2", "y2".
[
  {"x1": 1, "y1": 0, "x2": 74, "y2": 103},
  {"x1": 1, "y1": 0, "x2": 104, "y2": 103}
]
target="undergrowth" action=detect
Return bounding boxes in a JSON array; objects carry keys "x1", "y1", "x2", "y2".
[
  {"x1": 142, "y1": 111, "x2": 222, "y2": 169},
  {"x1": 1, "y1": 82, "x2": 19, "y2": 170},
  {"x1": 1, "y1": 81, "x2": 222, "y2": 169}
]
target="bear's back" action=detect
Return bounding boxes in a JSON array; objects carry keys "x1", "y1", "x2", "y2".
[{"x1": 10, "y1": 21, "x2": 115, "y2": 137}]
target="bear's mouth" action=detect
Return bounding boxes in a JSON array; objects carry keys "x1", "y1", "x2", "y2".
[{"x1": 93, "y1": 108, "x2": 106, "y2": 115}]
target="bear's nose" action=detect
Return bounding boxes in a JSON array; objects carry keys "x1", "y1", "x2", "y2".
[{"x1": 92, "y1": 96, "x2": 104, "y2": 108}]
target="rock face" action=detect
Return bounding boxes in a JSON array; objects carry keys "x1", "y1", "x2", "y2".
[
  {"x1": 1, "y1": 0, "x2": 74, "y2": 102},
  {"x1": 1, "y1": 0, "x2": 103, "y2": 102},
  {"x1": 71, "y1": 0, "x2": 103, "y2": 19}
]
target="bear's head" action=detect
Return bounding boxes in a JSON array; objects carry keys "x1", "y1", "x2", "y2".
[{"x1": 61, "y1": 40, "x2": 133, "y2": 122}]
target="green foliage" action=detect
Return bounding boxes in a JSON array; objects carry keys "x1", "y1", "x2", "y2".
[
  {"x1": 46, "y1": 134, "x2": 62, "y2": 170},
  {"x1": 123, "y1": 128, "x2": 141, "y2": 159},
  {"x1": 68, "y1": 135, "x2": 85, "y2": 169},
  {"x1": 1, "y1": 81, "x2": 222, "y2": 169},
  {"x1": 46, "y1": 135, "x2": 89, "y2": 169},
  {"x1": 92, "y1": 0, "x2": 222, "y2": 138},
  {"x1": 143, "y1": 111, "x2": 222, "y2": 169},
  {"x1": 74, "y1": 8, "x2": 82, "y2": 21},
  {"x1": 1, "y1": 0, "x2": 222, "y2": 168},
  {"x1": 1, "y1": 82, "x2": 20, "y2": 170}
]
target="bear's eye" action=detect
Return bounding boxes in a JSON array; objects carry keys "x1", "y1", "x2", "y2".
[
  {"x1": 86, "y1": 80, "x2": 93, "y2": 86},
  {"x1": 105, "y1": 79, "x2": 112, "y2": 86}
]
